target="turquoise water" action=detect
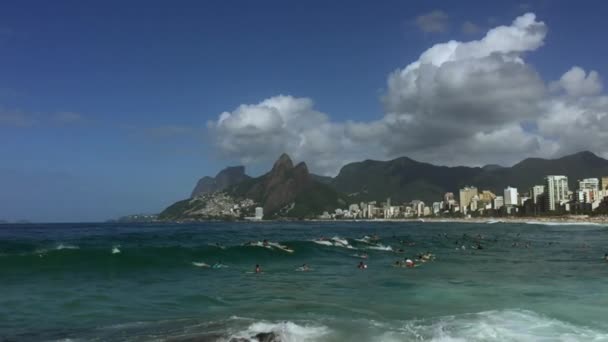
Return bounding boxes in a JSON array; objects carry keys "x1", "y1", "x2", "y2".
[{"x1": 1, "y1": 221, "x2": 608, "y2": 341}]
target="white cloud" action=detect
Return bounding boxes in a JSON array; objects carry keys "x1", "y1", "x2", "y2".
[
  {"x1": 414, "y1": 10, "x2": 449, "y2": 33},
  {"x1": 549, "y1": 66, "x2": 603, "y2": 97},
  {"x1": 208, "y1": 13, "x2": 608, "y2": 175}
]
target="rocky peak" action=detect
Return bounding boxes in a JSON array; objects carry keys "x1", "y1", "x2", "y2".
[{"x1": 271, "y1": 153, "x2": 294, "y2": 173}]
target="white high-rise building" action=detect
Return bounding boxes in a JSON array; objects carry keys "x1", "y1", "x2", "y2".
[
  {"x1": 545, "y1": 175, "x2": 569, "y2": 211},
  {"x1": 579, "y1": 178, "x2": 600, "y2": 191},
  {"x1": 530, "y1": 185, "x2": 545, "y2": 204},
  {"x1": 504, "y1": 186, "x2": 518, "y2": 206},
  {"x1": 255, "y1": 207, "x2": 264, "y2": 219}
]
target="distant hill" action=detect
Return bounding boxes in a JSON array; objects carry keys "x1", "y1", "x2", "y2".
[
  {"x1": 191, "y1": 166, "x2": 250, "y2": 198},
  {"x1": 330, "y1": 151, "x2": 608, "y2": 203}
]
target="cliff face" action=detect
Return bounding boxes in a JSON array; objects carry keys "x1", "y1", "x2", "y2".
[
  {"x1": 191, "y1": 166, "x2": 250, "y2": 198},
  {"x1": 240, "y1": 154, "x2": 313, "y2": 215}
]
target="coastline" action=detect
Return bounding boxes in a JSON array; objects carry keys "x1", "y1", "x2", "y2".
[{"x1": 305, "y1": 215, "x2": 608, "y2": 225}]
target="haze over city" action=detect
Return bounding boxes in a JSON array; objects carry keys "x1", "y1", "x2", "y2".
[{"x1": 2, "y1": 1, "x2": 608, "y2": 222}]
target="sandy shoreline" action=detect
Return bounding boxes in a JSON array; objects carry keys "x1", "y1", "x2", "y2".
[{"x1": 306, "y1": 215, "x2": 608, "y2": 225}]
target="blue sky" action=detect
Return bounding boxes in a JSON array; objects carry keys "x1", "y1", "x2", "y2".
[{"x1": 1, "y1": 1, "x2": 608, "y2": 222}]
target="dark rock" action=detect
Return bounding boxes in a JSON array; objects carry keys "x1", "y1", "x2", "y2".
[{"x1": 254, "y1": 332, "x2": 281, "y2": 342}]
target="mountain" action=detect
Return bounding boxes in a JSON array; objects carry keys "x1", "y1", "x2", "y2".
[
  {"x1": 471, "y1": 151, "x2": 608, "y2": 191},
  {"x1": 331, "y1": 157, "x2": 484, "y2": 204},
  {"x1": 160, "y1": 154, "x2": 345, "y2": 220},
  {"x1": 330, "y1": 151, "x2": 608, "y2": 203},
  {"x1": 191, "y1": 166, "x2": 250, "y2": 198},
  {"x1": 227, "y1": 154, "x2": 345, "y2": 218}
]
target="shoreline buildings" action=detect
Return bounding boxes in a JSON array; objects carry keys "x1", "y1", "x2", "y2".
[{"x1": 320, "y1": 171, "x2": 608, "y2": 220}]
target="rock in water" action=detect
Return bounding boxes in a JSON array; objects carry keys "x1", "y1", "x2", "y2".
[{"x1": 254, "y1": 332, "x2": 281, "y2": 342}]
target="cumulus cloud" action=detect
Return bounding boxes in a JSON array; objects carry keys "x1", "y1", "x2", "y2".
[
  {"x1": 549, "y1": 66, "x2": 603, "y2": 97},
  {"x1": 208, "y1": 13, "x2": 608, "y2": 175},
  {"x1": 208, "y1": 96, "x2": 365, "y2": 173},
  {"x1": 414, "y1": 10, "x2": 449, "y2": 33}
]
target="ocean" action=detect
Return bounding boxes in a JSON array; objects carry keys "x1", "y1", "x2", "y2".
[{"x1": 1, "y1": 221, "x2": 608, "y2": 341}]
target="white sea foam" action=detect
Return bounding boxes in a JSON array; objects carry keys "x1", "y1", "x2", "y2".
[
  {"x1": 331, "y1": 236, "x2": 349, "y2": 245},
  {"x1": 229, "y1": 321, "x2": 330, "y2": 342},
  {"x1": 111, "y1": 246, "x2": 121, "y2": 254},
  {"x1": 367, "y1": 244, "x2": 393, "y2": 251},
  {"x1": 312, "y1": 240, "x2": 333, "y2": 246},
  {"x1": 524, "y1": 221, "x2": 606, "y2": 227},
  {"x1": 392, "y1": 309, "x2": 608, "y2": 342},
  {"x1": 192, "y1": 261, "x2": 209, "y2": 268},
  {"x1": 56, "y1": 243, "x2": 79, "y2": 250}
]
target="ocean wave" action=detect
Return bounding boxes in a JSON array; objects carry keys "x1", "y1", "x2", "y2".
[
  {"x1": 55, "y1": 243, "x2": 80, "y2": 250},
  {"x1": 33, "y1": 310, "x2": 608, "y2": 342},
  {"x1": 390, "y1": 309, "x2": 608, "y2": 342},
  {"x1": 226, "y1": 321, "x2": 331, "y2": 342}
]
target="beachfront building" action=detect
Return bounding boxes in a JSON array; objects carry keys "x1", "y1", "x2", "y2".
[
  {"x1": 432, "y1": 202, "x2": 442, "y2": 215},
  {"x1": 415, "y1": 201, "x2": 425, "y2": 216},
  {"x1": 459, "y1": 186, "x2": 478, "y2": 214},
  {"x1": 470, "y1": 195, "x2": 479, "y2": 212},
  {"x1": 545, "y1": 175, "x2": 569, "y2": 211},
  {"x1": 493, "y1": 196, "x2": 504, "y2": 210},
  {"x1": 579, "y1": 178, "x2": 600, "y2": 191},
  {"x1": 255, "y1": 207, "x2": 264, "y2": 220},
  {"x1": 578, "y1": 178, "x2": 600, "y2": 203},
  {"x1": 602, "y1": 176, "x2": 608, "y2": 191},
  {"x1": 504, "y1": 186, "x2": 518, "y2": 207},
  {"x1": 530, "y1": 185, "x2": 545, "y2": 204}
]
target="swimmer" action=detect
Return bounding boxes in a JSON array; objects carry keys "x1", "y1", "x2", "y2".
[
  {"x1": 255, "y1": 264, "x2": 262, "y2": 273},
  {"x1": 357, "y1": 261, "x2": 368, "y2": 269},
  {"x1": 604, "y1": 253, "x2": 608, "y2": 262},
  {"x1": 212, "y1": 261, "x2": 225, "y2": 268},
  {"x1": 297, "y1": 263, "x2": 311, "y2": 271}
]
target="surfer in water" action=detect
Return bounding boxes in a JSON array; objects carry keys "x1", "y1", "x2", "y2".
[
  {"x1": 263, "y1": 239, "x2": 269, "y2": 247},
  {"x1": 604, "y1": 253, "x2": 608, "y2": 262},
  {"x1": 297, "y1": 263, "x2": 311, "y2": 271},
  {"x1": 405, "y1": 259, "x2": 415, "y2": 268},
  {"x1": 357, "y1": 261, "x2": 367, "y2": 269},
  {"x1": 255, "y1": 264, "x2": 262, "y2": 273}
]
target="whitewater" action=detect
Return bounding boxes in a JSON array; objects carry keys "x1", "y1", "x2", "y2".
[{"x1": 1, "y1": 221, "x2": 607, "y2": 341}]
